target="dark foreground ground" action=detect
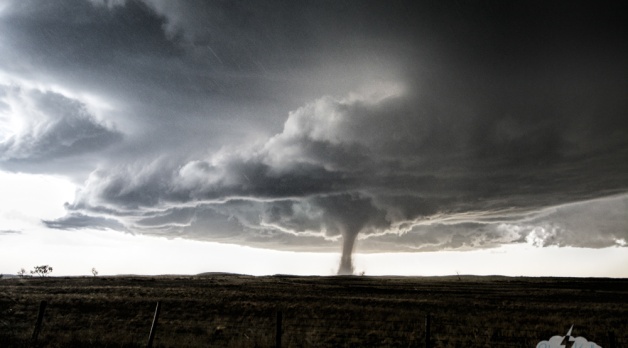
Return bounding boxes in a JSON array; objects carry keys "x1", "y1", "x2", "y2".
[{"x1": 1, "y1": 274, "x2": 626, "y2": 347}]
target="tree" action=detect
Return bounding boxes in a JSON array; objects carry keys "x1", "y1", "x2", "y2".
[
  {"x1": 92, "y1": 267, "x2": 98, "y2": 277},
  {"x1": 31, "y1": 265, "x2": 53, "y2": 277},
  {"x1": 17, "y1": 268, "x2": 26, "y2": 277}
]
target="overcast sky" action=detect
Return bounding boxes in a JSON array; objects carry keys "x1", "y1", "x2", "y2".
[{"x1": 1, "y1": 0, "x2": 626, "y2": 276}]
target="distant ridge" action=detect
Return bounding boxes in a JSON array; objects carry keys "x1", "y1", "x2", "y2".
[{"x1": 196, "y1": 272, "x2": 249, "y2": 277}]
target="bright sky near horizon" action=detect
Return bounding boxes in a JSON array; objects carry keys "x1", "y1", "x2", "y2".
[{"x1": 1, "y1": 1, "x2": 627, "y2": 277}]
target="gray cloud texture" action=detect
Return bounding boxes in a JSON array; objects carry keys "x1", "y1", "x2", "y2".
[
  {"x1": 1, "y1": 0, "x2": 626, "y2": 273},
  {"x1": 43, "y1": 212, "x2": 128, "y2": 232},
  {"x1": 0, "y1": 86, "x2": 122, "y2": 173}
]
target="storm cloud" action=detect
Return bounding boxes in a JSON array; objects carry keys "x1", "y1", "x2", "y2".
[
  {"x1": 2, "y1": 0, "x2": 626, "y2": 273},
  {"x1": 0, "y1": 86, "x2": 122, "y2": 173}
]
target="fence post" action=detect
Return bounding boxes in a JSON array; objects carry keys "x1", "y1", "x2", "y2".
[
  {"x1": 424, "y1": 313, "x2": 431, "y2": 348},
  {"x1": 608, "y1": 331, "x2": 615, "y2": 348},
  {"x1": 276, "y1": 310, "x2": 283, "y2": 348},
  {"x1": 146, "y1": 301, "x2": 161, "y2": 348},
  {"x1": 31, "y1": 300, "x2": 47, "y2": 343}
]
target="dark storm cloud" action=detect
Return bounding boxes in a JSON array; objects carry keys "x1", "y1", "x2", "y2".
[
  {"x1": 0, "y1": 86, "x2": 122, "y2": 173},
  {"x1": 2, "y1": 0, "x2": 627, "y2": 272},
  {"x1": 64, "y1": 88, "x2": 627, "y2": 256},
  {"x1": 0, "y1": 0, "x2": 180, "y2": 71},
  {"x1": 361, "y1": 194, "x2": 628, "y2": 252},
  {"x1": 43, "y1": 212, "x2": 127, "y2": 231},
  {"x1": 517, "y1": 194, "x2": 628, "y2": 248}
]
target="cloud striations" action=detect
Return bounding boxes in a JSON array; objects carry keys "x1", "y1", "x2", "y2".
[{"x1": 1, "y1": 0, "x2": 626, "y2": 273}]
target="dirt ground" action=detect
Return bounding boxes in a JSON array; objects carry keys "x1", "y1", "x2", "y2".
[{"x1": 1, "y1": 274, "x2": 626, "y2": 347}]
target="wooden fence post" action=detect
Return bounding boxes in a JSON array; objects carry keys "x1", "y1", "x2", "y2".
[
  {"x1": 146, "y1": 301, "x2": 161, "y2": 348},
  {"x1": 424, "y1": 313, "x2": 431, "y2": 348},
  {"x1": 276, "y1": 310, "x2": 283, "y2": 348},
  {"x1": 31, "y1": 300, "x2": 47, "y2": 343}
]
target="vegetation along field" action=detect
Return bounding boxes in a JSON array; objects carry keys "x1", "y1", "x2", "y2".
[{"x1": 1, "y1": 274, "x2": 627, "y2": 347}]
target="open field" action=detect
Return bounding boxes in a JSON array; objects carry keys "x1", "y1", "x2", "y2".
[{"x1": 1, "y1": 274, "x2": 627, "y2": 347}]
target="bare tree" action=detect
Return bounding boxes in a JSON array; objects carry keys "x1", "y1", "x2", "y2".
[
  {"x1": 31, "y1": 265, "x2": 53, "y2": 277},
  {"x1": 17, "y1": 268, "x2": 26, "y2": 277},
  {"x1": 92, "y1": 267, "x2": 98, "y2": 277}
]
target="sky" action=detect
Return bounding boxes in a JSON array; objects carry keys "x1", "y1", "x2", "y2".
[{"x1": 0, "y1": 0, "x2": 627, "y2": 277}]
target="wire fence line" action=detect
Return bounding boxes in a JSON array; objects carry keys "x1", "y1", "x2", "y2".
[{"x1": 1, "y1": 300, "x2": 624, "y2": 347}]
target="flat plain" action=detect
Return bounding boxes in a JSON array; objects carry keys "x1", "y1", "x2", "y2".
[{"x1": 1, "y1": 274, "x2": 627, "y2": 347}]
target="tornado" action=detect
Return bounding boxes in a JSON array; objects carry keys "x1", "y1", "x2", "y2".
[
  {"x1": 338, "y1": 228, "x2": 357, "y2": 275},
  {"x1": 313, "y1": 194, "x2": 389, "y2": 276}
]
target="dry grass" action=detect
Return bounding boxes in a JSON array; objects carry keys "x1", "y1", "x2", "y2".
[{"x1": 1, "y1": 275, "x2": 626, "y2": 347}]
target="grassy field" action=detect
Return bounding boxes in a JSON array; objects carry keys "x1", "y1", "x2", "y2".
[{"x1": 1, "y1": 274, "x2": 626, "y2": 347}]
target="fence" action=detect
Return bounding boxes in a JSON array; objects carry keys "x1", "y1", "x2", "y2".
[{"x1": 3, "y1": 300, "x2": 624, "y2": 347}]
